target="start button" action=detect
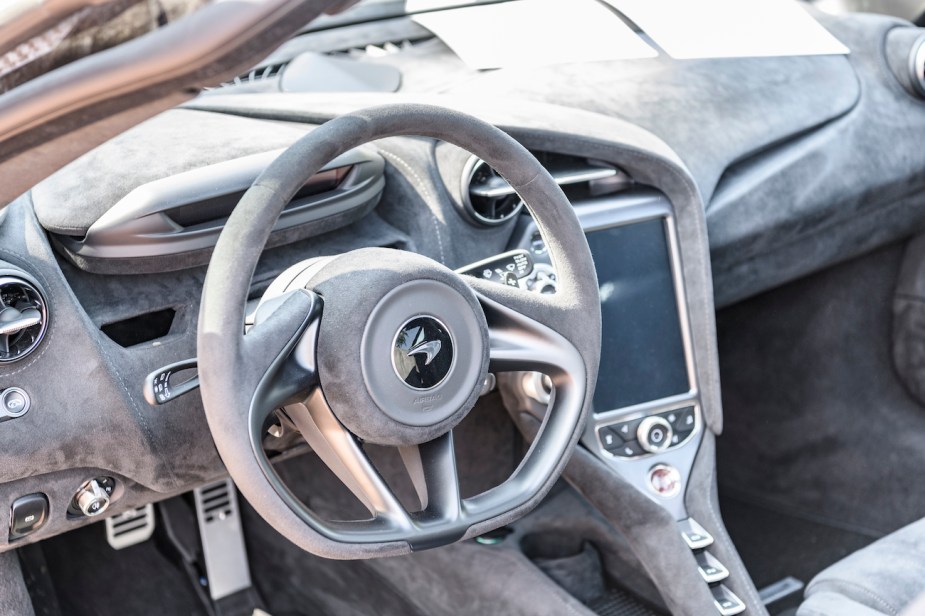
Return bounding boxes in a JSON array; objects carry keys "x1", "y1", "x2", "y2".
[{"x1": 648, "y1": 464, "x2": 682, "y2": 498}]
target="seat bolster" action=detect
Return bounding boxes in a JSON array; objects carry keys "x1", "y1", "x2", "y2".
[
  {"x1": 801, "y1": 518, "x2": 925, "y2": 616},
  {"x1": 798, "y1": 591, "x2": 890, "y2": 616}
]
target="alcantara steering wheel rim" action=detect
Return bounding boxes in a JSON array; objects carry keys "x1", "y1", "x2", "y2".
[{"x1": 198, "y1": 104, "x2": 601, "y2": 559}]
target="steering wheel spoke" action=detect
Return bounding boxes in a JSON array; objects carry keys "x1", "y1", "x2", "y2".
[
  {"x1": 399, "y1": 432, "x2": 461, "y2": 522},
  {"x1": 466, "y1": 280, "x2": 584, "y2": 380},
  {"x1": 284, "y1": 391, "x2": 413, "y2": 529},
  {"x1": 242, "y1": 289, "x2": 322, "y2": 424},
  {"x1": 285, "y1": 389, "x2": 463, "y2": 529}
]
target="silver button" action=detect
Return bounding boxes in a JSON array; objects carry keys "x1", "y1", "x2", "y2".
[{"x1": 679, "y1": 518, "x2": 714, "y2": 550}]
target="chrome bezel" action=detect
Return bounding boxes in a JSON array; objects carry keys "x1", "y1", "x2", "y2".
[
  {"x1": 460, "y1": 156, "x2": 525, "y2": 226},
  {"x1": 0, "y1": 275, "x2": 49, "y2": 364},
  {"x1": 911, "y1": 36, "x2": 925, "y2": 98}
]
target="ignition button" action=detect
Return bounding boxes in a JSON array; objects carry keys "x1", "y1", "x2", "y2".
[{"x1": 648, "y1": 464, "x2": 682, "y2": 498}]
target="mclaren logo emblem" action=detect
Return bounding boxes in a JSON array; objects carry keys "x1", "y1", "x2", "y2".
[
  {"x1": 392, "y1": 316, "x2": 454, "y2": 390},
  {"x1": 408, "y1": 337, "x2": 442, "y2": 366}
]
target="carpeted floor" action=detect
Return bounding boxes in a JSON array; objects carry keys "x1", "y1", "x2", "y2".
[
  {"x1": 719, "y1": 494, "x2": 876, "y2": 591},
  {"x1": 30, "y1": 520, "x2": 207, "y2": 616},
  {"x1": 716, "y1": 241, "x2": 925, "y2": 608},
  {"x1": 716, "y1": 243, "x2": 925, "y2": 537}
]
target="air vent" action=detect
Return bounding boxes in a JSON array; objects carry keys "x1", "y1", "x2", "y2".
[
  {"x1": 0, "y1": 275, "x2": 48, "y2": 363},
  {"x1": 330, "y1": 38, "x2": 425, "y2": 59},
  {"x1": 220, "y1": 62, "x2": 287, "y2": 88},
  {"x1": 216, "y1": 38, "x2": 423, "y2": 88},
  {"x1": 461, "y1": 154, "x2": 631, "y2": 226},
  {"x1": 463, "y1": 159, "x2": 526, "y2": 226}
]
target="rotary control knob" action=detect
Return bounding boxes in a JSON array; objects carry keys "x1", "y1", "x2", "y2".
[
  {"x1": 75, "y1": 479, "x2": 111, "y2": 517},
  {"x1": 637, "y1": 416, "x2": 673, "y2": 453}
]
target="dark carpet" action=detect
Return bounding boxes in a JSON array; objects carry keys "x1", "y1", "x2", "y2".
[
  {"x1": 33, "y1": 520, "x2": 206, "y2": 616},
  {"x1": 719, "y1": 493, "x2": 876, "y2": 591},
  {"x1": 716, "y1": 243, "x2": 925, "y2": 537}
]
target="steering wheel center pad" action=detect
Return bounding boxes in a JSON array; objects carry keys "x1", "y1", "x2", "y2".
[{"x1": 306, "y1": 247, "x2": 488, "y2": 446}]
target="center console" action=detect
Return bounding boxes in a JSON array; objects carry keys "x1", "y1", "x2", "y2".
[{"x1": 487, "y1": 188, "x2": 753, "y2": 615}]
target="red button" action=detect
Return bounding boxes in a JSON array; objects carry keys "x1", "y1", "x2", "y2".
[{"x1": 648, "y1": 464, "x2": 681, "y2": 498}]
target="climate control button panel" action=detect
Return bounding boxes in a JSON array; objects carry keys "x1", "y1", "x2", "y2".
[{"x1": 598, "y1": 406, "x2": 697, "y2": 459}]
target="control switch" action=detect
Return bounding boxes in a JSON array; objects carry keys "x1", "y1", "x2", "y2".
[
  {"x1": 679, "y1": 518, "x2": 714, "y2": 550},
  {"x1": 73, "y1": 478, "x2": 114, "y2": 517},
  {"x1": 648, "y1": 464, "x2": 681, "y2": 498},
  {"x1": 10, "y1": 493, "x2": 48, "y2": 539},
  {"x1": 638, "y1": 416, "x2": 673, "y2": 453},
  {"x1": 665, "y1": 406, "x2": 696, "y2": 444},
  {"x1": 711, "y1": 584, "x2": 746, "y2": 616},
  {"x1": 456, "y1": 250, "x2": 534, "y2": 286},
  {"x1": 0, "y1": 387, "x2": 31, "y2": 418},
  {"x1": 695, "y1": 550, "x2": 730, "y2": 584}
]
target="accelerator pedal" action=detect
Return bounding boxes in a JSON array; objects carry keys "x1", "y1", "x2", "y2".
[{"x1": 194, "y1": 479, "x2": 261, "y2": 615}]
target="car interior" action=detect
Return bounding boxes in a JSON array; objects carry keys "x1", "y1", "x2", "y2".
[{"x1": 1, "y1": 1, "x2": 925, "y2": 615}]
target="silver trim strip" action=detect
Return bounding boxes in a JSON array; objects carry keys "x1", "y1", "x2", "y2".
[
  {"x1": 0, "y1": 314, "x2": 41, "y2": 336},
  {"x1": 758, "y1": 576, "x2": 804, "y2": 606},
  {"x1": 912, "y1": 36, "x2": 925, "y2": 97},
  {"x1": 471, "y1": 166, "x2": 620, "y2": 198}
]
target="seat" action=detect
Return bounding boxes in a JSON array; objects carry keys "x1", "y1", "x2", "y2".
[{"x1": 798, "y1": 518, "x2": 925, "y2": 615}]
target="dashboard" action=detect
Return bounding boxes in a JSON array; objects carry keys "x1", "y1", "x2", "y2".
[
  {"x1": 0, "y1": 96, "x2": 721, "y2": 549},
  {"x1": 0, "y1": 8, "x2": 922, "y2": 612}
]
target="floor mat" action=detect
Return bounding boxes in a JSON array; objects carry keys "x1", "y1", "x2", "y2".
[
  {"x1": 588, "y1": 588, "x2": 660, "y2": 616},
  {"x1": 720, "y1": 494, "x2": 877, "y2": 591},
  {"x1": 33, "y1": 521, "x2": 207, "y2": 616},
  {"x1": 240, "y1": 499, "x2": 425, "y2": 616}
]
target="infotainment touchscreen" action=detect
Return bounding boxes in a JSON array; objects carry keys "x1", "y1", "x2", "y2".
[{"x1": 586, "y1": 218, "x2": 690, "y2": 412}]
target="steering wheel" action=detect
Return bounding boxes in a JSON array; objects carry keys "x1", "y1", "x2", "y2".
[{"x1": 198, "y1": 104, "x2": 601, "y2": 559}]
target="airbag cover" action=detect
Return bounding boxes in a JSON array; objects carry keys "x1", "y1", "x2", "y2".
[{"x1": 307, "y1": 247, "x2": 488, "y2": 446}]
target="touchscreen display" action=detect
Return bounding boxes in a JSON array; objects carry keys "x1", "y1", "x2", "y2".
[{"x1": 587, "y1": 218, "x2": 690, "y2": 412}]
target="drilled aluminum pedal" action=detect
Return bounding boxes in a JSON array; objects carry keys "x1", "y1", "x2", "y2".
[
  {"x1": 105, "y1": 504, "x2": 155, "y2": 549},
  {"x1": 194, "y1": 479, "x2": 252, "y2": 602}
]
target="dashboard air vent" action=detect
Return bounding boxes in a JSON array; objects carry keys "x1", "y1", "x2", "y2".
[
  {"x1": 330, "y1": 38, "x2": 424, "y2": 59},
  {"x1": 0, "y1": 275, "x2": 48, "y2": 363},
  {"x1": 220, "y1": 62, "x2": 287, "y2": 88},
  {"x1": 463, "y1": 159, "x2": 525, "y2": 226},
  {"x1": 461, "y1": 154, "x2": 631, "y2": 226}
]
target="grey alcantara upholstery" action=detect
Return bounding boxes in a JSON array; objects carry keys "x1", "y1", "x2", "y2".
[
  {"x1": 198, "y1": 103, "x2": 602, "y2": 559},
  {"x1": 0, "y1": 550, "x2": 34, "y2": 616},
  {"x1": 798, "y1": 517, "x2": 925, "y2": 615}
]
